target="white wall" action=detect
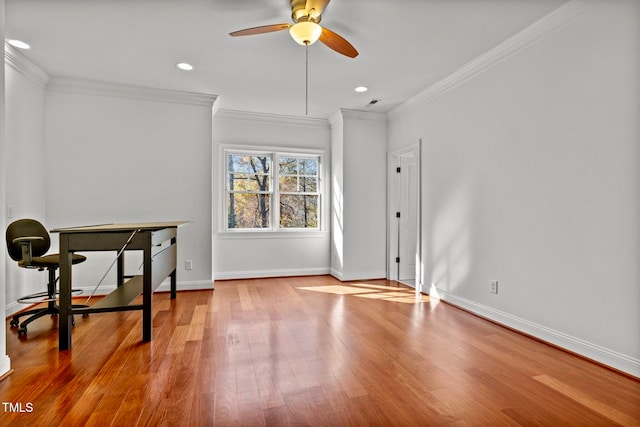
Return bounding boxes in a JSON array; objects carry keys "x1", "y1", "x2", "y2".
[
  {"x1": 43, "y1": 78, "x2": 216, "y2": 293},
  {"x1": 330, "y1": 109, "x2": 388, "y2": 281},
  {"x1": 4, "y1": 46, "x2": 49, "y2": 312},
  {"x1": 212, "y1": 110, "x2": 331, "y2": 279},
  {"x1": 388, "y1": 0, "x2": 639, "y2": 376},
  {"x1": 329, "y1": 112, "x2": 344, "y2": 277},
  {"x1": 1, "y1": 0, "x2": 13, "y2": 377}
]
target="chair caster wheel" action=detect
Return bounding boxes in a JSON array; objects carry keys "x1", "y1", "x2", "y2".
[
  {"x1": 18, "y1": 327, "x2": 27, "y2": 336},
  {"x1": 83, "y1": 313, "x2": 89, "y2": 317},
  {"x1": 10, "y1": 319, "x2": 19, "y2": 327}
]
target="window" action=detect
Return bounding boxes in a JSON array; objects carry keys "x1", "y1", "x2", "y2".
[
  {"x1": 225, "y1": 150, "x2": 321, "y2": 231},
  {"x1": 278, "y1": 156, "x2": 319, "y2": 228},
  {"x1": 226, "y1": 153, "x2": 271, "y2": 229}
]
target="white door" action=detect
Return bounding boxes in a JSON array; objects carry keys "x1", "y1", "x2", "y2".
[{"x1": 397, "y1": 152, "x2": 418, "y2": 286}]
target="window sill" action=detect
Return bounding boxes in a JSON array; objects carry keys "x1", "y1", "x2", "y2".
[{"x1": 215, "y1": 230, "x2": 329, "y2": 240}]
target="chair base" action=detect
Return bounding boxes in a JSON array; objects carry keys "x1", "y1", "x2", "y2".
[
  {"x1": 10, "y1": 303, "x2": 88, "y2": 336},
  {"x1": 10, "y1": 265, "x2": 89, "y2": 336}
]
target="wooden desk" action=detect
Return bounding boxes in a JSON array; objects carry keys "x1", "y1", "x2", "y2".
[{"x1": 52, "y1": 221, "x2": 189, "y2": 350}]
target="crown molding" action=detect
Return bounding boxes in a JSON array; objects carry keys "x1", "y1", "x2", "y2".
[
  {"x1": 339, "y1": 108, "x2": 387, "y2": 122},
  {"x1": 4, "y1": 43, "x2": 50, "y2": 88},
  {"x1": 329, "y1": 108, "x2": 387, "y2": 128},
  {"x1": 46, "y1": 76, "x2": 218, "y2": 107},
  {"x1": 215, "y1": 109, "x2": 329, "y2": 129},
  {"x1": 4, "y1": 44, "x2": 217, "y2": 107},
  {"x1": 389, "y1": 0, "x2": 604, "y2": 118},
  {"x1": 328, "y1": 110, "x2": 343, "y2": 127}
]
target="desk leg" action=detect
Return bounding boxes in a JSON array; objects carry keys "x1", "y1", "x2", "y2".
[
  {"x1": 170, "y1": 236, "x2": 177, "y2": 299},
  {"x1": 58, "y1": 234, "x2": 72, "y2": 350},
  {"x1": 117, "y1": 253, "x2": 125, "y2": 287},
  {"x1": 142, "y1": 233, "x2": 153, "y2": 342},
  {"x1": 170, "y1": 270, "x2": 177, "y2": 300}
]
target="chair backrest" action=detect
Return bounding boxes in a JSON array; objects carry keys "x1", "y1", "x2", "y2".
[{"x1": 6, "y1": 219, "x2": 51, "y2": 262}]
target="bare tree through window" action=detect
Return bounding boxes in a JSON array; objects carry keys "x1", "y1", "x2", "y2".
[{"x1": 227, "y1": 153, "x2": 271, "y2": 229}]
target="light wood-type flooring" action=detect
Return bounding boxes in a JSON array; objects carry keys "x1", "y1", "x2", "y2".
[{"x1": 1, "y1": 275, "x2": 639, "y2": 426}]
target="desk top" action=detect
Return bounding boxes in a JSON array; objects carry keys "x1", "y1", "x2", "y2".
[{"x1": 51, "y1": 221, "x2": 190, "y2": 234}]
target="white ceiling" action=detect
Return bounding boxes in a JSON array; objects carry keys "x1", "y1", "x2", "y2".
[{"x1": 5, "y1": 0, "x2": 568, "y2": 119}]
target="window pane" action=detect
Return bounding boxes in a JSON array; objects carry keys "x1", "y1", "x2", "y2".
[
  {"x1": 279, "y1": 157, "x2": 298, "y2": 175},
  {"x1": 300, "y1": 158, "x2": 318, "y2": 175},
  {"x1": 227, "y1": 193, "x2": 271, "y2": 228},
  {"x1": 280, "y1": 195, "x2": 318, "y2": 228},
  {"x1": 227, "y1": 154, "x2": 245, "y2": 172},
  {"x1": 228, "y1": 173, "x2": 270, "y2": 192},
  {"x1": 279, "y1": 175, "x2": 297, "y2": 192},
  {"x1": 228, "y1": 154, "x2": 270, "y2": 174},
  {"x1": 300, "y1": 177, "x2": 317, "y2": 192}
]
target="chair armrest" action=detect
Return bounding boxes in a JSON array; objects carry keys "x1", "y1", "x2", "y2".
[{"x1": 12, "y1": 236, "x2": 45, "y2": 266}]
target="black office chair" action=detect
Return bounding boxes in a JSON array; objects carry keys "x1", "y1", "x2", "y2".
[{"x1": 6, "y1": 218, "x2": 87, "y2": 336}]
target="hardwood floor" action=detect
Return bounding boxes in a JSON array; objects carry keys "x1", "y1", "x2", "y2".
[{"x1": 1, "y1": 275, "x2": 639, "y2": 426}]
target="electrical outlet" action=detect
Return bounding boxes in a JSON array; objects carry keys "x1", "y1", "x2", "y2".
[
  {"x1": 490, "y1": 280, "x2": 499, "y2": 294},
  {"x1": 185, "y1": 260, "x2": 193, "y2": 270}
]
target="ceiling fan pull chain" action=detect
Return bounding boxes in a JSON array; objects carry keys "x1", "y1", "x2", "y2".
[{"x1": 306, "y1": 43, "x2": 309, "y2": 116}]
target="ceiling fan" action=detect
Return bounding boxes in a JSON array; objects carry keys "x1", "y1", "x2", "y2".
[{"x1": 229, "y1": 0, "x2": 359, "y2": 58}]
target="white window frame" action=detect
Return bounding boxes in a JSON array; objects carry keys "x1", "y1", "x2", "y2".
[{"x1": 221, "y1": 146, "x2": 325, "y2": 234}]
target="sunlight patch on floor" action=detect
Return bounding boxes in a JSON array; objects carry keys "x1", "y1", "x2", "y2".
[
  {"x1": 357, "y1": 291, "x2": 430, "y2": 304},
  {"x1": 297, "y1": 283, "x2": 430, "y2": 304},
  {"x1": 297, "y1": 285, "x2": 380, "y2": 295}
]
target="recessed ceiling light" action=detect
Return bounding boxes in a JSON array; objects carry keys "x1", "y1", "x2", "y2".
[
  {"x1": 176, "y1": 62, "x2": 194, "y2": 71},
  {"x1": 6, "y1": 39, "x2": 31, "y2": 50},
  {"x1": 354, "y1": 86, "x2": 368, "y2": 93}
]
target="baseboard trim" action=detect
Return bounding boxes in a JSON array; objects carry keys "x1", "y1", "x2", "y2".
[
  {"x1": 4, "y1": 280, "x2": 214, "y2": 316},
  {"x1": 0, "y1": 355, "x2": 12, "y2": 380},
  {"x1": 435, "y1": 289, "x2": 640, "y2": 379},
  {"x1": 155, "y1": 280, "x2": 214, "y2": 292},
  {"x1": 214, "y1": 268, "x2": 330, "y2": 281},
  {"x1": 330, "y1": 269, "x2": 387, "y2": 282},
  {"x1": 5, "y1": 302, "x2": 24, "y2": 317}
]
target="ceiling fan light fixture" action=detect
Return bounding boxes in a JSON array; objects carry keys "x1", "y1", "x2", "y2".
[{"x1": 289, "y1": 21, "x2": 322, "y2": 46}]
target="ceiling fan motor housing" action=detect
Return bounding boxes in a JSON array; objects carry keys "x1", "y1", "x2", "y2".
[{"x1": 291, "y1": 0, "x2": 321, "y2": 23}]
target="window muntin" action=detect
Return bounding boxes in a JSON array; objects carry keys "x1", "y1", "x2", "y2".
[{"x1": 225, "y1": 150, "x2": 321, "y2": 231}]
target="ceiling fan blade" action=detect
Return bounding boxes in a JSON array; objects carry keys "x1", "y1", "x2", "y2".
[
  {"x1": 229, "y1": 23, "x2": 291, "y2": 37},
  {"x1": 305, "y1": 0, "x2": 331, "y2": 18},
  {"x1": 319, "y1": 27, "x2": 358, "y2": 58}
]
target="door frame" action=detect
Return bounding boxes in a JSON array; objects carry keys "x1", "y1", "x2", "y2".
[{"x1": 387, "y1": 142, "x2": 422, "y2": 290}]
